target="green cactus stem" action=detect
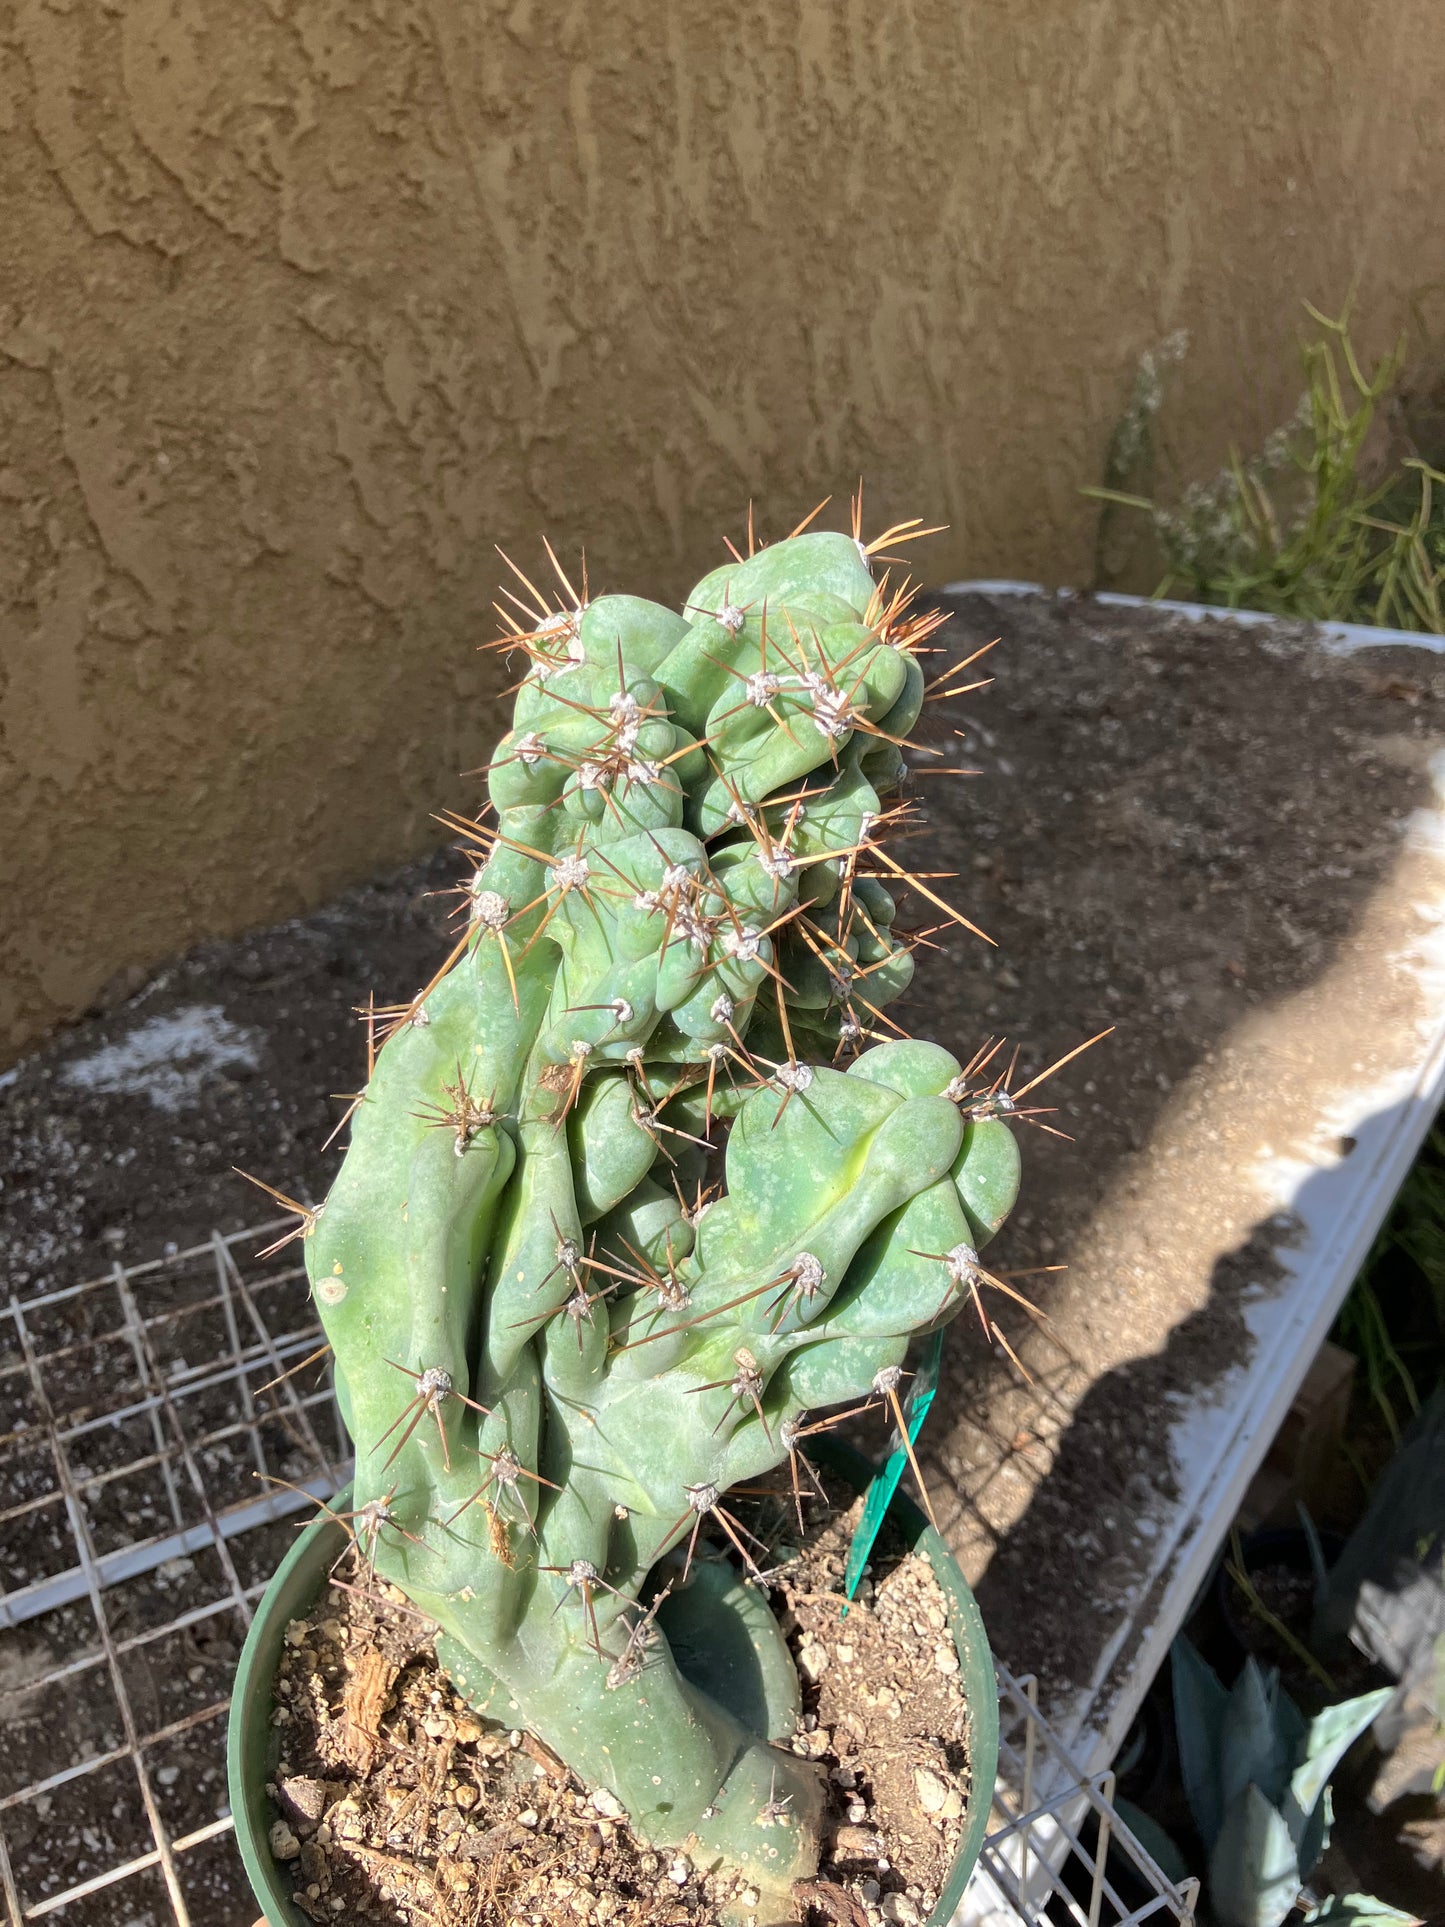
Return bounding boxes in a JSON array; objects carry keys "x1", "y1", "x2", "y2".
[{"x1": 295, "y1": 505, "x2": 1028, "y2": 1920}]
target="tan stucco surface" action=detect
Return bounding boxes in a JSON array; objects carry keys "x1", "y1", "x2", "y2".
[{"x1": 3, "y1": 2, "x2": 1443, "y2": 1061}]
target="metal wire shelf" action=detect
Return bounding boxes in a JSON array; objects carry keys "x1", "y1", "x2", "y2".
[
  {"x1": 0, "y1": 1228, "x2": 1196, "y2": 1925},
  {"x1": 967, "y1": 1672, "x2": 1198, "y2": 1925}
]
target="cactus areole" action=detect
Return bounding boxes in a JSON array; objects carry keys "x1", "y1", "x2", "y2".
[{"x1": 301, "y1": 513, "x2": 1023, "y2": 1916}]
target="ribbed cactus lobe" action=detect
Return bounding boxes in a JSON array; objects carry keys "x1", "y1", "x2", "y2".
[{"x1": 304, "y1": 515, "x2": 1024, "y2": 1918}]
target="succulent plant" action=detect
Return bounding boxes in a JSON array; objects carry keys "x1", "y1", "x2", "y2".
[
  {"x1": 1171, "y1": 1638, "x2": 1395, "y2": 1927},
  {"x1": 1302, "y1": 1898, "x2": 1420, "y2": 1926},
  {"x1": 288, "y1": 507, "x2": 1031, "y2": 1918}
]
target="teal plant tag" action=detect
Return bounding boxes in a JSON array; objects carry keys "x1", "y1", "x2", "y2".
[{"x1": 843, "y1": 1330, "x2": 945, "y2": 1602}]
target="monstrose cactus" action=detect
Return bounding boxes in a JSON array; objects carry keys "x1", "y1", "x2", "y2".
[{"x1": 297, "y1": 509, "x2": 1025, "y2": 1917}]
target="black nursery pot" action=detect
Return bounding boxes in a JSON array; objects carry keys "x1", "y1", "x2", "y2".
[{"x1": 1216, "y1": 1524, "x2": 1345, "y2": 1661}]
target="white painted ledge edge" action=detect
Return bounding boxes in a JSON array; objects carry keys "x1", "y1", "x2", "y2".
[
  {"x1": 945, "y1": 581, "x2": 1445, "y2": 1917},
  {"x1": 941, "y1": 581, "x2": 1445, "y2": 655}
]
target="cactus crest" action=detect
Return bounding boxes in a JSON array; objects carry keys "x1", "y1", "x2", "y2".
[{"x1": 302, "y1": 502, "x2": 1028, "y2": 1920}]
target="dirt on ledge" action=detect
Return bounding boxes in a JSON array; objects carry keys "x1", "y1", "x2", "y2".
[{"x1": 909, "y1": 590, "x2": 1445, "y2": 1729}]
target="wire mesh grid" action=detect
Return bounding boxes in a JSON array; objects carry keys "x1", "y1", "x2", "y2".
[
  {"x1": 966, "y1": 1674, "x2": 1198, "y2": 1926},
  {"x1": 0, "y1": 1228, "x2": 1196, "y2": 1926}
]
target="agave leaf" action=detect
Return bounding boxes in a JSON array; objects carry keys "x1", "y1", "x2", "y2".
[
  {"x1": 1284, "y1": 1685, "x2": 1395, "y2": 1867},
  {"x1": 1302, "y1": 1895, "x2": 1422, "y2": 1925},
  {"x1": 1208, "y1": 1782, "x2": 1302, "y2": 1927},
  {"x1": 1171, "y1": 1637, "x2": 1229, "y2": 1852},
  {"x1": 1221, "y1": 1658, "x2": 1293, "y2": 1817},
  {"x1": 1112, "y1": 1797, "x2": 1192, "y2": 1885},
  {"x1": 1297, "y1": 1501, "x2": 1330, "y2": 1602},
  {"x1": 1273, "y1": 1670, "x2": 1309, "y2": 1769}
]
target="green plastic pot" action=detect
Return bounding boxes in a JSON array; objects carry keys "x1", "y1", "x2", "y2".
[{"x1": 229, "y1": 1443, "x2": 998, "y2": 1925}]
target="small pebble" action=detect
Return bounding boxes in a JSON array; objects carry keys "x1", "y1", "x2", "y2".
[
  {"x1": 517, "y1": 1808, "x2": 539, "y2": 1828},
  {"x1": 933, "y1": 1645, "x2": 960, "y2": 1676},
  {"x1": 268, "y1": 1821, "x2": 301, "y2": 1862},
  {"x1": 796, "y1": 1638, "x2": 829, "y2": 1682},
  {"x1": 882, "y1": 1897, "x2": 921, "y2": 1925},
  {"x1": 831, "y1": 1824, "x2": 880, "y2": 1860},
  {"x1": 280, "y1": 1776, "x2": 327, "y2": 1822},
  {"x1": 668, "y1": 1857, "x2": 690, "y2": 1885},
  {"x1": 914, "y1": 1767, "x2": 949, "y2": 1815},
  {"x1": 591, "y1": 1787, "x2": 627, "y2": 1820},
  {"x1": 330, "y1": 1800, "x2": 364, "y2": 1842}
]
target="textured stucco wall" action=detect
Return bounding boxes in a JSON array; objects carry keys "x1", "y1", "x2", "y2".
[{"x1": 3, "y1": 1, "x2": 1443, "y2": 1062}]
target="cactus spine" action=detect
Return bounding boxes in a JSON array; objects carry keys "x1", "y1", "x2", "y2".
[{"x1": 301, "y1": 509, "x2": 1022, "y2": 1918}]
